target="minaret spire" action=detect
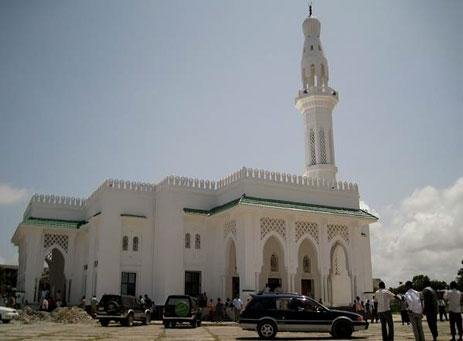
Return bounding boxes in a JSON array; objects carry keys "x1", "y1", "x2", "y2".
[{"x1": 295, "y1": 11, "x2": 339, "y2": 183}]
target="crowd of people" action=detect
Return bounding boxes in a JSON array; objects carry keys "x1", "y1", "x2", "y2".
[
  {"x1": 39, "y1": 289, "x2": 64, "y2": 312},
  {"x1": 197, "y1": 292, "x2": 243, "y2": 322},
  {"x1": 371, "y1": 279, "x2": 462, "y2": 341}
]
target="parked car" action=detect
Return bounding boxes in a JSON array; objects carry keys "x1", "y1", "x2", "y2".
[
  {"x1": 0, "y1": 305, "x2": 19, "y2": 323},
  {"x1": 239, "y1": 293, "x2": 368, "y2": 339},
  {"x1": 96, "y1": 294, "x2": 152, "y2": 327},
  {"x1": 162, "y1": 295, "x2": 201, "y2": 328}
]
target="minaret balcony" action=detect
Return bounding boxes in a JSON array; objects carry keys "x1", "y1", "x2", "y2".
[{"x1": 297, "y1": 86, "x2": 338, "y2": 100}]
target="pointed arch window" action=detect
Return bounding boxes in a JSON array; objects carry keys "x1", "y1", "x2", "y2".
[
  {"x1": 122, "y1": 236, "x2": 128, "y2": 251},
  {"x1": 185, "y1": 233, "x2": 191, "y2": 249},
  {"x1": 132, "y1": 236, "x2": 139, "y2": 252},
  {"x1": 270, "y1": 254, "x2": 279, "y2": 272},
  {"x1": 303, "y1": 255, "x2": 311, "y2": 273},
  {"x1": 195, "y1": 234, "x2": 201, "y2": 249}
]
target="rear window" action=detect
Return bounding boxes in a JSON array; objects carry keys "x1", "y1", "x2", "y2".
[
  {"x1": 166, "y1": 297, "x2": 190, "y2": 307},
  {"x1": 247, "y1": 297, "x2": 276, "y2": 312},
  {"x1": 99, "y1": 295, "x2": 122, "y2": 305},
  {"x1": 165, "y1": 296, "x2": 191, "y2": 317}
]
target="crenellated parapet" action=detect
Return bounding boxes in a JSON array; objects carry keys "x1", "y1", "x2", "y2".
[
  {"x1": 157, "y1": 175, "x2": 216, "y2": 192},
  {"x1": 29, "y1": 193, "x2": 86, "y2": 208},
  {"x1": 104, "y1": 179, "x2": 155, "y2": 192},
  {"x1": 157, "y1": 167, "x2": 358, "y2": 194}
]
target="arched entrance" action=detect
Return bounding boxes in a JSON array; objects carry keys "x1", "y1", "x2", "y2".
[
  {"x1": 38, "y1": 248, "x2": 66, "y2": 307},
  {"x1": 329, "y1": 243, "x2": 351, "y2": 306},
  {"x1": 295, "y1": 238, "x2": 320, "y2": 298},
  {"x1": 224, "y1": 238, "x2": 239, "y2": 299},
  {"x1": 259, "y1": 235, "x2": 287, "y2": 292}
]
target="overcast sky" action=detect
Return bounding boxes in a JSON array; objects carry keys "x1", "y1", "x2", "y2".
[{"x1": 1, "y1": 0, "x2": 462, "y2": 287}]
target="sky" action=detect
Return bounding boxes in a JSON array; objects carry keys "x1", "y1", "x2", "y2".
[{"x1": 0, "y1": 0, "x2": 462, "y2": 287}]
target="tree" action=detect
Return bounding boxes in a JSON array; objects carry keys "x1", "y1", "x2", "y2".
[
  {"x1": 412, "y1": 275, "x2": 430, "y2": 292},
  {"x1": 456, "y1": 259, "x2": 463, "y2": 291}
]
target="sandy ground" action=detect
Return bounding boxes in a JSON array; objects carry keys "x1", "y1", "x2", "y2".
[{"x1": 0, "y1": 315, "x2": 456, "y2": 340}]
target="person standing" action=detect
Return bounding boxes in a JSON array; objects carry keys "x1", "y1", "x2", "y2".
[
  {"x1": 215, "y1": 298, "x2": 224, "y2": 322},
  {"x1": 438, "y1": 296, "x2": 448, "y2": 321},
  {"x1": 399, "y1": 297, "x2": 410, "y2": 325},
  {"x1": 207, "y1": 298, "x2": 215, "y2": 322},
  {"x1": 404, "y1": 281, "x2": 425, "y2": 341},
  {"x1": 375, "y1": 281, "x2": 398, "y2": 341},
  {"x1": 445, "y1": 281, "x2": 462, "y2": 341},
  {"x1": 422, "y1": 280, "x2": 439, "y2": 341},
  {"x1": 232, "y1": 296, "x2": 243, "y2": 322}
]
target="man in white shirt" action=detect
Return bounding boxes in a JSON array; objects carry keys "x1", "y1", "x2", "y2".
[
  {"x1": 404, "y1": 281, "x2": 425, "y2": 341},
  {"x1": 232, "y1": 296, "x2": 243, "y2": 322},
  {"x1": 444, "y1": 281, "x2": 462, "y2": 341},
  {"x1": 374, "y1": 281, "x2": 399, "y2": 341}
]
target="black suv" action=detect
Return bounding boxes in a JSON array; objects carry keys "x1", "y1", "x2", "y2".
[
  {"x1": 162, "y1": 295, "x2": 201, "y2": 328},
  {"x1": 96, "y1": 294, "x2": 152, "y2": 327},
  {"x1": 239, "y1": 293, "x2": 368, "y2": 339}
]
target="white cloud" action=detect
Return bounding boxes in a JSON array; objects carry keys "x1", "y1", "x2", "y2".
[
  {"x1": 0, "y1": 183, "x2": 29, "y2": 205},
  {"x1": 370, "y1": 177, "x2": 463, "y2": 286}
]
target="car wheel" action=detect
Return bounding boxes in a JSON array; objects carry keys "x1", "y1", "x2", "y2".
[
  {"x1": 332, "y1": 320, "x2": 353, "y2": 339},
  {"x1": 257, "y1": 320, "x2": 277, "y2": 339},
  {"x1": 99, "y1": 319, "x2": 109, "y2": 327},
  {"x1": 196, "y1": 320, "x2": 201, "y2": 327},
  {"x1": 163, "y1": 321, "x2": 169, "y2": 328},
  {"x1": 124, "y1": 313, "x2": 134, "y2": 327},
  {"x1": 144, "y1": 312, "x2": 151, "y2": 325}
]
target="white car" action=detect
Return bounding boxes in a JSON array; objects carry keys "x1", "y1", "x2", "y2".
[{"x1": 0, "y1": 306, "x2": 19, "y2": 323}]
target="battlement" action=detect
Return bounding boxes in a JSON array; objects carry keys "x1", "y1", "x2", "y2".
[
  {"x1": 104, "y1": 179, "x2": 155, "y2": 192},
  {"x1": 157, "y1": 167, "x2": 358, "y2": 193},
  {"x1": 29, "y1": 193, "x2": 86, "y2": 208},
  {"x1": 157, "y1": 175, "x2": 216, "y2": 192}
]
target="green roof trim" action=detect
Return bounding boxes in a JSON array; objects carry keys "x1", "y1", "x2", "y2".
[
  {"x1": 22, "y1": 217, "x2": 87, "y2": 229},
  {"x1": 183, "y1": 195, "x2": 378, "y2": 221},
  {"x1": 120, "y1": 214, "x2": 147, "y2": 219}
]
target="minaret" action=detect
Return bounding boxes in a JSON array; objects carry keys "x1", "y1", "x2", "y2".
[{"x1": 295, "y1": 6, "x2": 338, "y2": 183}]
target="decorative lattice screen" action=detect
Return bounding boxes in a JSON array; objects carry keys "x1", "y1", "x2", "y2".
[
  {"x1": 310, "y1": 130, "x2": 316, "y2": 165},
  {"x1": 327, "y1": 224, "x2": 349, "y2": 243},
  {"x1": 319, "y1": 129, "x2": 327, "y2": 164},
  {"x1": 295, "y1": 221, "x2": 319, "y2": 243},
  {"x1": 223, "y1": 220, "x2": 237, "y2": 239},
  {"x1": 260, "y1": 217, "x2": 286, "y2": 240},
  {"x1": 43, "y1": 233, "x2": 69, "y2": 253}
]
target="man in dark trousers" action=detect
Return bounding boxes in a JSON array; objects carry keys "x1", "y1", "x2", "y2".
[{"x1": 422, "y1": 279, "x2": 439, "y2": 341}]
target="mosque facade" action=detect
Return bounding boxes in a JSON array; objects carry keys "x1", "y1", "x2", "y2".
[{"x1": 12, "y1": 10, "x2": 377, "y2": 307}]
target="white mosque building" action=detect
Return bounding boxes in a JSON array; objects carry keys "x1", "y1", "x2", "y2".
[{"x1": 11, "y1": 9, "x2": 377, "y2": 307}]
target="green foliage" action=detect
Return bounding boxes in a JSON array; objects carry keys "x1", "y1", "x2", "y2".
[
  {"x1": 412, "y1": 275, "x2": 430, "y2": 292},
  {"x1": 457, "y1": 259, "x2": 463, "y2": 291}
]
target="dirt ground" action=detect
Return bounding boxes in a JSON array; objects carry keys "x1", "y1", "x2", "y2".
[{"x1": 0, "y1": 315, "x2": 456, "y2": 340}]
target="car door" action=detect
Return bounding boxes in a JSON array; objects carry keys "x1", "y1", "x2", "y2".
[{"x1": 285, "y1": 298, "x2": 326, "y2": 332}]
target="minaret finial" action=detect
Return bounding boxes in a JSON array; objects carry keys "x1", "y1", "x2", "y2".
[{"x1": 309, "y1": 2, "x2": 312, "y2": 17}]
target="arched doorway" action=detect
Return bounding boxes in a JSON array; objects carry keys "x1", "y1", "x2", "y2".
[
  {"x1": 38, "y1": 248, "x2": 66, "y2": 307},
  {"x1": 329, "y1": 243, "x2": 351, "y2": 306},
  {"x1": 295, "y1": 238, "x2": 320, "y2": 298},
  {"x1": 259, "y1": 235, "x2": 287, "y2": 292},
  {"x1": 224, "y1": 238, "x2": 239, "y2": 299}
]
